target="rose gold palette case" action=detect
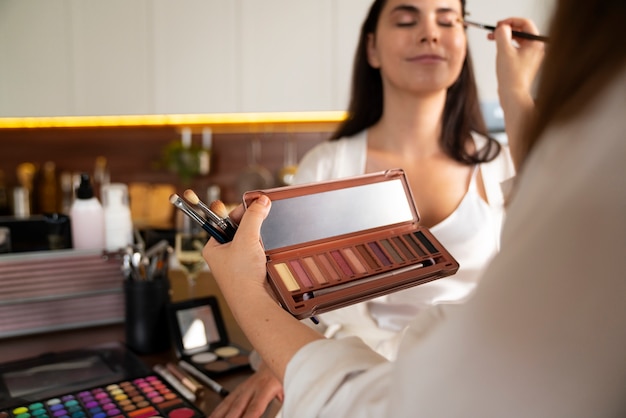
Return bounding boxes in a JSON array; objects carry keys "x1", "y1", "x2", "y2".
[{"x1": 242, "y1": 168, "x2": 460, "y2": 320}]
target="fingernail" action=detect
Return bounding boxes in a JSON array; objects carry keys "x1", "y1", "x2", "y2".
[{"x1": 256, "y1": 195, "x2": 270, "y2": 206}]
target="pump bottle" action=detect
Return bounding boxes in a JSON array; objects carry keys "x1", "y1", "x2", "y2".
[
  {"x1": 70, "y1": 173, "x2": 105, "y2": 250},
  {"x1": 102, "y1": 183, "x2": 133, "y2": 252}
]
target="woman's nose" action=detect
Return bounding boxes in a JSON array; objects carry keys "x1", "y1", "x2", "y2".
[{"x1": 418, "y1": 17, "x2": 440, "y2": 43}]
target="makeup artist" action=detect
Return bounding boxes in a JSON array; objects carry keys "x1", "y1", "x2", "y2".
[
  {"x1": 203, "y1": 0, "x2": 626, "y2": 415},
  {"x1": 209, "y1": 0, "x2": 515, "y2": 415}
]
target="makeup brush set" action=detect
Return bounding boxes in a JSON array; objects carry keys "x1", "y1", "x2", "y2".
[
  {"x1": 170, "y1": 169, "x2": 460, "y2": 319},
  {"x1": 169, "y1": 190, "x2": 237, "y2": 244}
]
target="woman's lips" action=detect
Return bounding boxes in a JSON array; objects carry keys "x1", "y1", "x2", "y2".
[{"x1": 408, "y1": 54, "x2": 445, "y2": 63}]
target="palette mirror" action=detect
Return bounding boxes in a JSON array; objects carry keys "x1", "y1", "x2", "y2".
[{"x1": 258, "y1": 176, "x2": 416, "y2": 251}]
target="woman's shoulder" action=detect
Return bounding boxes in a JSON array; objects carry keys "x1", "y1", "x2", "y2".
[
  {"x1": 471, "y1": 132, "x2": 516, "y2": 206},
  {"x1": 293, "y1": 131, "x2": 368, "y2": 183}
]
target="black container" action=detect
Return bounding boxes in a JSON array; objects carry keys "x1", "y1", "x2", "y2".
[{"x1": 123, "y1": 277, "x2": 171, "y2": 354}]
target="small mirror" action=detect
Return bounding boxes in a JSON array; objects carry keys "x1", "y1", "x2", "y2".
[
  {"x1": 176, "y1": 305, "x2": 221, "y2": 353},
  {"x1": 169, "y1": 297, "x2": 230, "y2": 357}
]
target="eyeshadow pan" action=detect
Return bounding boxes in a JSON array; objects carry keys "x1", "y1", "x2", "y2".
[
  {"x1": 303, "y1": 256, "x2": 328, "y2": 284},
  {"x1": 414, "y1": 231, "x2": 438, "y2": 254},
  {"x1": 317, "y1": 254, "x2": 340, "y2": 281},
  {"x1": 342, "y1": 247, "x2": 367, "y2": 274},
  {"x1": 356, "y1": 244, "x2": 379, "y2": 269},
  {"x1": 274, "y1": 263, "x2": 300, "y2": 291},
  {"x1": 289, "y1": 259, "x2": 314, "y2": 287},
  {"x1": 404, "y1": 233, "x2": 427, "y2": 257},
  {"x1": 204, "y1": 360, "x2": 231, "y2": 373},
  {"x1": 392, "y1": 236, "x2": 416, "y2": 260},
  {"x1": 331, "y1": 250, "x2": 354, "y2": 276},
  {"x1": 368, "y1": 241, "x2": 392, "y2": 266},
  {"x1": 381, "y1": 239, "x2": 403, "y2": 263}
]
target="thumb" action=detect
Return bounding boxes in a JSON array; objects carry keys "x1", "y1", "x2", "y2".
[{"x1": 233, "y1": 194, "x2": 271, "y2": 245}]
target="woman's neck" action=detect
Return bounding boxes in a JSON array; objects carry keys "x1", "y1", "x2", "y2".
[{"x1": 368, "y1": 90, "x2": 447, "y2": 157}]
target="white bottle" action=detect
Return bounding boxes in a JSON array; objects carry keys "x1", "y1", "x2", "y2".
[
  {"x1": 102, "y1": 183, "x2": 133, "y2": 252},
  {"x1": 70, "y1": 173, "x2": 105, "y2": 250}
]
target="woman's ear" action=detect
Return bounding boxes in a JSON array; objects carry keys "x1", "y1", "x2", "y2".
[{"x1": 366, "y1": 33, "x2": 381, "y2": 68}]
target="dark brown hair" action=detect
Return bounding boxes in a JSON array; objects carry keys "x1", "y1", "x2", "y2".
[
  {"x1": 521, "y1": 0, "x2": 626, "y2": 162},
  {"x1": 331, "y1": 0, "x2": 500, "y2": 164}
]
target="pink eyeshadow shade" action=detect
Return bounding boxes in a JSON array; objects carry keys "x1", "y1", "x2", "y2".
[
  {"x1": 289, "y1": 259, "x2": 313, "y2": 287},
  {"x1": 331, "y1": 250, "x2": 353, "y2": 276}
]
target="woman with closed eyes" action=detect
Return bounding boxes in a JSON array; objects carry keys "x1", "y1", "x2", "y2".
[
  {"x1": 206, "y1": 0, "x2": 626, "y2": 414},
  {"x1": 208, "y1": 0, "x2": 518, "y2": 416}
]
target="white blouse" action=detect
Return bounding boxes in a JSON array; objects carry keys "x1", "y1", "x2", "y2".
[
  {"x1": 293, "y1": 131, "x2": 515, "y2": 359},
  {"x1": 284, "y1": 68, "x2": 626, "y2": 417}
]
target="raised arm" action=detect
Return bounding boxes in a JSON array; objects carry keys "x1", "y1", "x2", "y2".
[{"x1": 489, "y1": 18, "x2": 545, "y2": 168}]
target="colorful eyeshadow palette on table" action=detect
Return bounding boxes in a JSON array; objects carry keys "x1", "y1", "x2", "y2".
[
  {"x1": 168, "y1": 296, "x2": 250, "y2": 377},
  {"x1": 242, "y1": 168, "x2": 460, "y2": 319},
  {"x1": 0, "y1": 343, "x2": 204, "y2": 418}
]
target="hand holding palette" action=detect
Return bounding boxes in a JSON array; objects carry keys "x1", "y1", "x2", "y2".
[
  {"x1": 242, "y1": 168, "x2": 460, "y2": 319},
  {"x1": 168, "y1": 296, "x2": 250, "y2": 378}
]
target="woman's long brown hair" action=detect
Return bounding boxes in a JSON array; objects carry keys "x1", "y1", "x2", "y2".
[
  {"x1": 521, "y1": 0, "x2": 626, "y2": 162},
  {"x1": 332, "y1": 0, "x2": 500, "y2": 164}
]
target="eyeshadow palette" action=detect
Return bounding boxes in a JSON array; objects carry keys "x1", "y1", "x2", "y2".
[
  {"x1": 168, "y1": 296, "x2": 250, "y2": 377},
  {"x1": 0, "y1": 374, "x2": 204, "y2": 418},
  {"x1": 242, "y1": 168, "x2": 460, "y2": 319}
]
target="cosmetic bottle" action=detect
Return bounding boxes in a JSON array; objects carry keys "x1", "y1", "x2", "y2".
[
  {"x1": 0, "y1": 170, "x2": 10, "y2": 216},
  {"x1": 38, "y1": 161, "x2": 59, "y2": 214},
  {"x1": 199, "y1": 127, "x2": 212, "y2": 175},
  {"x1": 102, "y1": 183, "x2": 133, "y2": 252},
  {"x1": 69, "y1": 173, "x2": 105, "y2": 250}
]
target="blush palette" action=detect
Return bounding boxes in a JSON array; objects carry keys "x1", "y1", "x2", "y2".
[{"x1": 243, "y1": 169, "x2": 460, "y2": 319}]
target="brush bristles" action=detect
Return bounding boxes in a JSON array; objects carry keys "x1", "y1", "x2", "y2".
[
  {"x1": 169, "y1": 193, "x2": 182, "y2": 205},
  {"x1": 209, "y1": 199, "x2": 228, "y2": 218},
  {"x1": 183, "y1": 189, "x2": 200, "y2": 204}
]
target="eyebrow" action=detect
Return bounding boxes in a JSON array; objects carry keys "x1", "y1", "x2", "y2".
[{"x1": 390, "y1": 4, "x2": 460, "y2": 15}]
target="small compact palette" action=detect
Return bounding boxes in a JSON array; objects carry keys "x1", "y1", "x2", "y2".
[
  {"x1": 242, "y1": 168, "x2": 460, "y2": 319},
  {"x1": 168, "y1": 296, "x2": 250, "y2": 377},
  {"x1": 0, "y1": 374, "x2": 203, "y2": 418}
]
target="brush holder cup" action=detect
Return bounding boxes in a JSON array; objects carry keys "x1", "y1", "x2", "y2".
[{"x1": 123, "y1": 277, "x2": 171, "y2": 354}]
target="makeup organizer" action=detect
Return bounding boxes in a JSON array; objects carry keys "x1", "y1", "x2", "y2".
[{"x1": 243, "y1": 168, "x2": 460, "y2": 319}]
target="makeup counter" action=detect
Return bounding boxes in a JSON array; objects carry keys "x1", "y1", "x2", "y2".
[
  {"x1": 0, "y1": 113, "x2": 343, "y2": 416},
  {"x1": 0, "y1": 268, "x2": 282, "y2": 417}
]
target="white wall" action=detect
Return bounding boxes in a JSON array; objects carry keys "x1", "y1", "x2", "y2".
[{"x1": 0, "y1": 0, "x2": 555, "y2": 117}]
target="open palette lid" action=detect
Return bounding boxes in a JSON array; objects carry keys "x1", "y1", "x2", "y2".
[
  {"x1": 242, "y1": 169, "x2": 459, "y2": 319},
  {"x1": 244, "y1": 168, "x2": 420, "y2": 254}
]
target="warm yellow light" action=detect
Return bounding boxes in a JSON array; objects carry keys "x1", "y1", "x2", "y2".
[{"x1": 0, "y1": 111, "x2": 347, "y2": 132}]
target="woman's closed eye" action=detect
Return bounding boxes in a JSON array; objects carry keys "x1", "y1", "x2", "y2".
[{"x1": 393, "y1": 8, "x2": 462, "y2": 28}]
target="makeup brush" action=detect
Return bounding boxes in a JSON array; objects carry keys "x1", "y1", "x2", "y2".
[
  {"x1": 183, "y1": 190, "x2": 237, "y2": 241},
  {"x1": 209, "y1": 199, "x2": 239, "y2": 231},
  {"x1": 169, "y1": 194, "x2": 227, "y2": 244},
  {"x1": 463, "y1": 19, "x2": 549, "y2": 43}
]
